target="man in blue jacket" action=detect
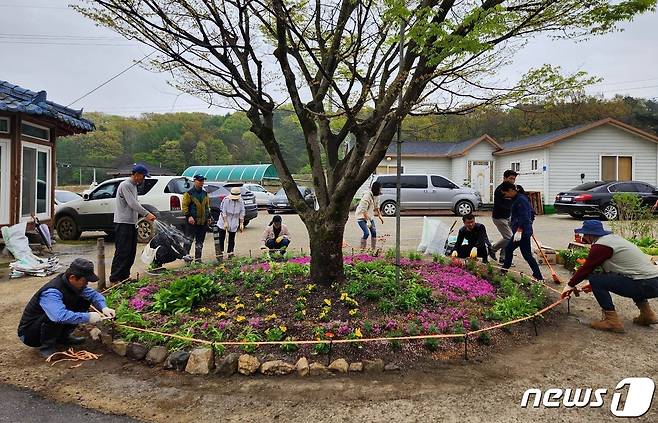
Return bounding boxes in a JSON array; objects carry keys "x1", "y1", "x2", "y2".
[
  {"x1": 499, "y1": 182, "x2": 544, "y2": 281},
  {"x1": 17, "y1": 259, "x2": 114, "y2": 358}
]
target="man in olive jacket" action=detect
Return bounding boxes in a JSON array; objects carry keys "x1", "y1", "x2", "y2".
[{"x1": 182, "y1": 175, "x2": 211, "y2": 262}]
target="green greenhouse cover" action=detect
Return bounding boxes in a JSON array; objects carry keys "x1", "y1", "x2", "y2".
[{"x1": 182, "y1": 164, "x2": 278, "y2": 182}]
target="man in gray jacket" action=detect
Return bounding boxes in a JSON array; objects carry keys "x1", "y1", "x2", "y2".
[{"x1": 109, "y1": 164, "x2": 156, "y2": 284}]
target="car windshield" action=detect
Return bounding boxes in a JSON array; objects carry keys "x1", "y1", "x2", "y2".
[
  {"x1": 206, "y1": 185, "x2": 230, "y2": 197},
  {"x1": 55, "y1": 191, "x2": 80, "y2": 203},
  {"x1": 570, "y1": 181, "x2": 608, "y2": 192}
]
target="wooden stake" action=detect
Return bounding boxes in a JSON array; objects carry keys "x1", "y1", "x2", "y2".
[{"x1": 97, "y1": 238, "x2": 106, "y2": 291}]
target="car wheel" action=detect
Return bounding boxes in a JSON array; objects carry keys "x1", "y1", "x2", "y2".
[
  {"x1": 381, "y1": 201, "x2": 397, "y2": 217},
  {"x1": 454, "y1": 200, "x2": 474, "y2": 216},
  {"x1": 569, "y1": 210, "x2": 585, "y2": 218},
  {"x1": 136, "y1": 219, "x2": 155, "y2": 243},
  {"x1": 56, "y1": 216, "x2": 81, "y2": 240},
  {"x1": 602, "y1": 203, "x2": 619, "y2": 221}
]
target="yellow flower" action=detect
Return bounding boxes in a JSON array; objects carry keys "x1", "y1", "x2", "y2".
[
  {"x1": 354, "y1": 328, "x2": 363, "y2": 338},
  {"x1": 340, "y1": 292, "x2": 348, "y2": 301},
  {"x1": 284, "y1": 284, "x2": 293, "y2": 289},
  {"x1": 323, "y1": 299, "x2": 332, "y2": 306},
  {"x1": 265, "y1": 297, "x2": 272, "y2": 303},
  {"x1": 215, "y1": 311, "x2": 227, "y2": 318},
  {"x1": 199, "y1": 307, "x2": 210, "y2": 314},
  {"x1": 301, "y1": 310, "x2": 307, "y2": 316},
  {"x1": 218, "y1": 303, "x2": 228, "y2": 310},
  {"x1": 235, "y1": 315, "x2": 246, "y2": 322},
  {"x1": 279, "y1": 325, "x2": 287, "y2": 333},
  {"x1": 254, "y1": 293, "x2": 262, "y2": 299},
  {"x1": 265, "y1": 313, "x2": 277, "y2": 321},
  {"x1": 306, "y1": 284, "x2": 316, "y2": 291},
  {"x1": 348, "y1": 309, "x2": 358, "y2": 316},
  {"x1": 273, "y1": 290, "x2": 280, "y2": 296},
  {"x1": 234, "y1": 303, "x2": 244, "y2": 310},
  {"x1": 234, "y1": 297, "x2": 241, "y2": 303},
  {"x1": 296, "y1": 296, "x2": 306, "y2": 302}
]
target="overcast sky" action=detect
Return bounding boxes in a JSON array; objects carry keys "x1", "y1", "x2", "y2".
[{"x1": 1, "y1": 1, "x2": 657, "y2": 117}]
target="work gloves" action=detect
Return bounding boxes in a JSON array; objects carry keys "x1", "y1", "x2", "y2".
[
  {"x1": 88, "y1": 312, "x2": 102, "y2": 324},
  {"x1": 513, "y1": 230, "x2": 522, "y2": 243},
  {"x1": 276, "y1": 236, "x2": 284, "y2": 243},
  {"x1": 469, "y1": 247, "x2": 478, "y2": 259},
  {"x1": 102, "y1": 307, "x2": 116, "y2": 319},
  {"x1": 451, "y1": 251, "x2": 458, "y2": 258}
]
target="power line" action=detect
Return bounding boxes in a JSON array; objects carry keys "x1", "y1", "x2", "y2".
[
  {"x1": 66, "y1": 51, "x2": 157, "y2": 107},
  {"x1": 0, "y1": 40, "x2": 137, "y2": 47},
  {"x1": 0, "y1": 4, "x2": 69, "y2": 9}
]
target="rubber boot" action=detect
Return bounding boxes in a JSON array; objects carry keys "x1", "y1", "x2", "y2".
[
  {"x1": 633, "y1": 301, "x2": 658, "y2": 326},
  {"x1": 360, "y1": 238, "x2": 367, "y2": 252},
  {"x1": 590, "y1": 309, "x2": 625, "y2": 333}
]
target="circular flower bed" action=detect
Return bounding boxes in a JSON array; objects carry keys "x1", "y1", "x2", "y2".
[{"x1": 104, "y1": 254, "x2": 548, "y2": 365}]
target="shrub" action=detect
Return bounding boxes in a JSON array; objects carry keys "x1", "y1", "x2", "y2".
[{"x1": 152, "y1": 275, "x2": 220, "y2": 314}]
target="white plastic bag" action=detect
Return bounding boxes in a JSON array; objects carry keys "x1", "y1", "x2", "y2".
[
  {"x1": 417, "y1": 218, "x2": 450, "y2": 255},
  {"x1": 140, "y1": 244, "x2": 160, "y2": 265},
  {"x1": 1, "y1": 222, "x2": 32, "y2": 259}
]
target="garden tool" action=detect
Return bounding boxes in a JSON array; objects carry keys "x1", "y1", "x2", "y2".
[{"x1": 531, "y1": 234, "x2": 561, "y2": 284}]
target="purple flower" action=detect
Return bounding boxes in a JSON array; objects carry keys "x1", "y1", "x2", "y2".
[
  {"x1": 385, "y1": 320, "x2": 397, "y2": 331},
  {"x1": 337, "y1": 324, "x2": 351, "y2": 336},
  {"x1": 216, "y1": 320, "x2": 231, "y2": 330},
  {"x1": 248, "y1": 317, "x2": 262, "y2": 329},
  {"x1": 128, "y1": 298, "x2": 150, "y2": 311}
]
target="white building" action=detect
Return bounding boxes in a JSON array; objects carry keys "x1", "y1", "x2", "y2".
[{"x1": 376, "y1": 118, "x2": 658, "y2": 206}]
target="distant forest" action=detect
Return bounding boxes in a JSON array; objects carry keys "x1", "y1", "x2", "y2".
[{"x1": 57, "y1": 95, "x2": 658, "y2": 185}]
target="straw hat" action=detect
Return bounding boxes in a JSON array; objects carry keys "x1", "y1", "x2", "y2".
[{"x1": 229, "y1": 187, "x2": 241, "y2": 200}]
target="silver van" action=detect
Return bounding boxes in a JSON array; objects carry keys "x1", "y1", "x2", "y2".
[{"x1": 374, "y1": 174, "x2": 482, "y2": 216}]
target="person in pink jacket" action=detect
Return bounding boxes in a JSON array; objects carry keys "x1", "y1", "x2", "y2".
[{"x1": 260, "y1": 215, "x2": 291, "y2": 256}]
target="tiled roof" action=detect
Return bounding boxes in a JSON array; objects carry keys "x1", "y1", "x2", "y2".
[
  {"x1": 0, "y1": 80, "x2": 94, "y2": 132},
  {"x1": 498, "y1": 122, "x2": 592, "y2": 152},
  {"x1": 385, "y1": 137, "x2": 489, "y2": 157}
]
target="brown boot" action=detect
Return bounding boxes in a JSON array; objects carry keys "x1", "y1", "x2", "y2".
[
  {"x1": 590, "y1": 309, "x2": 625, "y2": 333},
  {"x1": 633, "y1": 301, "x2": 658, "y2": 326},
  {"x1": 360, "y1": 238, "x2": 367, "y2": 252}
]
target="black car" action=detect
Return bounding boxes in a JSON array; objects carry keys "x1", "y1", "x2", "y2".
[
  {"x1": 267, "y1": 186, "x2": 317, "y2": 214},
  {"x1": 554, "y1": 180, "x2": 658, "y2": 220},
  {"x1": 205, "y1": 182, "x2": 258, "y2": 226}
]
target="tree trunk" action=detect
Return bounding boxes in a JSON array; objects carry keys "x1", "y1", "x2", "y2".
[{"x1": 306, "y1": 213, "x2": 348, "y2": 284}]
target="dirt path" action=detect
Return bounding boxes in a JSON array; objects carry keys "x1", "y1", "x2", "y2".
[{"x1": 0, "y1": 215, "x2": 656, "y2": 422}]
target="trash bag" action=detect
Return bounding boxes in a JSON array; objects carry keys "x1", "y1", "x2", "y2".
[
  {"x1": 1, "y1": 222, "x2": 32, "y2": 259},
  {"x1": 147, "y1": 230, "x2": 186, "y2": 267},
  {"x1": 1, "y1": 222, "x2": 61, "y2": 278},
  {"x1": 417, "y1": 217, "x2": 450, "y2": 255}
]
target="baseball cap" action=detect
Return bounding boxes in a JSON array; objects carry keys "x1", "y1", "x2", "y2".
[
  {"x1": 68, "y1": 258, "x2": 99, "y2": 282},
  {"x1": 193, "y1": 174, "x2": 206, "y2": 181},
  {"x1": 132, "y1": 164, "x2": 150, "y2": 177}
]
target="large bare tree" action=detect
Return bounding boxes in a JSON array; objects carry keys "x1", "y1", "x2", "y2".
[{"x1": 77, "y1": 0, "x2": 655, "y2": 283}]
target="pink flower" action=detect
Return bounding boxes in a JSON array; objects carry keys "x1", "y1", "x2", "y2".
[{"x1": 128, "y1": 298, "x2": 150, "y2": 311}]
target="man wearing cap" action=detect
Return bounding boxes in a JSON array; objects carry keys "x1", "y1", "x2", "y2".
[
  {"x1": 182, "y1": 175, "x2": 211, "y2": 263},
  {"x1": 17, "y1": 259, "x2": 114, "y2": 358},
  {"x1": 561, "y1": 220, "x2": 658, "y2": 333},
  {"x1": 110, "y1": 164, "x2": 157, "y2": 284},
  {"x1": 260, "y1": 215, "x2": 291, "y2": 256}
]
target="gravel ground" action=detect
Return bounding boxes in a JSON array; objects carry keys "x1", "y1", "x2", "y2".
[{"x1": 0, "y1": 213, "x2": 656, "y2": 422}]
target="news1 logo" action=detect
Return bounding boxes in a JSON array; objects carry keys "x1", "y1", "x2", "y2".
[{"x1": 520, "y1": 378, "x2": 655, "y2": 417}]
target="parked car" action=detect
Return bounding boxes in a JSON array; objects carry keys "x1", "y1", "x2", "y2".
[
  {"x1": 205, "y1": 182, "x2": 258, "y2": 226},
  {"x1": 373, "y1": 174, "x2": 482, "y2": 216},
  {"x1": 243, "y1": 183, "x2": 275, "y2": 207},
  {"x1": 267, "y1": 186, "x2": 317, "y2": 214},
  {"x1": 54, "y1": 176, "x2": 193, "y2": 242},
  {"x1": 554, "y1": 180, "x2": 658, "y2": 220},
  {"x1": 54, "y1": 189, "x2": 81, "y2": 213}
]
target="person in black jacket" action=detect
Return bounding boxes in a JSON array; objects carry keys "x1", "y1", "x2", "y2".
[
  {"x1": 452, "y1": 214, "x2": 493, "y2": 262},
  {"x1": 491, "y1": 170, "x2": 517, "y2": 263}
]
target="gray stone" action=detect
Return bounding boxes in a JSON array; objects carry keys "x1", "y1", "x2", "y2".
[
  {"x1": 295, "y1": 357, "x2": 309, "y2": 377},
  {"x1": 89, "y1": 327, "x2": 102, "y2": 341},
  {"x1": 215, "y1": 353, "x2": 240, "y2": 376},
  {"x1": 164, "y1": 351, "x2": 190, "y2": 371},
  {"x1": 308, "y1": 362, "x2": 329, "y2": 376},
  {"x1": 111, "y1": 340, "x2": 127, "y2": 356},
  {"x1": 348, "y1": 362, "x2": 363, "y2": 372},
  {"x1": 100, "y1": 333, "x2": 113, "y2": 347},
  {"x1": 260, "y1": 360, "x2": 295, "y2": 376},
  {"x1": 363, "y1": 359, "x2": 385, "y2": 373},
  {"x1": 185, "y1": 348, "x2": 215, "y2": 375},
  {"x1": 384, "y1": 364, "x2": 401, "y2": 372},
  {"x1": 126, "y1": 342, "x2": 148, "y2": 360},
  {"x1": 145, "y1": 346, "x2": 169, "y2": 366},
  {"x1": 238, "y1": 354, "x2": 260, "y2": 375},
  {"x1": 328, "y1": 359, "x2": 349, "y2": 373}
]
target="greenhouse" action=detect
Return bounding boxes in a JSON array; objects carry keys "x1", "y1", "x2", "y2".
[{"x1": 182, "y1": 164, "x2": 278, "y2": 183}]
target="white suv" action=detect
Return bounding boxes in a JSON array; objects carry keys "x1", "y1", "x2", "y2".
[
  {"x1": 54, "y1": 176, "x2": 193, "y2": 242},
  {"x1": 242, "y1": 183, "x2": 274, "y2": 206}
]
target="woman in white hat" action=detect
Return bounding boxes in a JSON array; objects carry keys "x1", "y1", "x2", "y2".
[{"x1": 216, "y1": 187, "x2": 245, "y2": 258}]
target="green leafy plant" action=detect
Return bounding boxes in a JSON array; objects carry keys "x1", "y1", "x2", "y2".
[
  {"x1": 280, "y1": 337, "x2": 298, "y2": 353},
  {"x1": 264, "y1": 325, "x2": 287, "y2": 342},
  {"x1": 240, "y1": 327, "x2": 262, "y2": 353},
  {"x1": 152, "y1": 275, "x2": 220, "y2": 315},
  {"x1": 424, "y1": 324, "x2": 440, "y2": 351},
  {"x1": 478, "y1": 332, "x2": 492, "y2": 345}
]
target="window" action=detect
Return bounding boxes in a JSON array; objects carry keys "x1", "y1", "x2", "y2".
[
  {"x1": 601, "y1": 155, "x2": 632, "y2": 181},
  {"x1": 633, "y1": 183, "x2": 655, "y2": 193},
  {"x1": 165, "y1": 178, "x2": 192, "y2": 194},
  {"x1": 90, "y1": 183, "x2": 119, "y2": 200},
  {"x1": 377, "y1": 176, "x2": 396, "y2": 189},
  {"x1": 431, "y1": 175, "x2": 456, "y2": 189},
  {"x1": 510, "y1": 162, "x2": 521, "y2": 172},
  {"x1": 137, "y1": 179, "x2": 158, "y2": 195},
  {"x1": 0, "y1": 117, "x2": 9, "y2": 134},
  {"x1": 609, "y1": 183, "x2": 637, "y2": 193},
  {"x1": 21, "y1": 122, "x2": 50, "y2": 141},
  {"x1": 376, "y1": 165, "x2": 403, "y2": 175},
  {"x1": 21, "y1": 143, "x2": 51, "y2": 218},
  {"x1": 531, "y1": 159, "x2": 538, "y2": 171},
  {"x1": 401, "y1": 175, "x2": 428, "y2": 189}
]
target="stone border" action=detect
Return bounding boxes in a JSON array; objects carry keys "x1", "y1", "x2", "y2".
[{"x1": 96, "y1": 331, "x2": 395, "y2": 377}]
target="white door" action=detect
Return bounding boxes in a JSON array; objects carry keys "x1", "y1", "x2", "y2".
[
  {"x1": 0, "y1": 139, "x2": 10, "y2": 225},
  {"x1": 470, "y1": 161, "x2": 492, "y2": 203}
]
